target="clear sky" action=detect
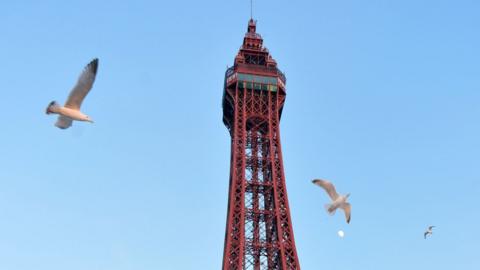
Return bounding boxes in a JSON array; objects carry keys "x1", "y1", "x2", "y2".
[{"x1": 1, "y1": 0, "x2": 479, "y2": 269}]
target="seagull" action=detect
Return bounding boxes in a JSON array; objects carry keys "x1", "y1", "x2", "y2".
[
  {"x1": 424, "y1": 226, "x2": 435, "y2": 239},
  {"x1": 312, "y1": 179, "x2": 351, "y2": 224},
  {"x1": 46, "y1": 58, "x2": 99, "y2": 129}
]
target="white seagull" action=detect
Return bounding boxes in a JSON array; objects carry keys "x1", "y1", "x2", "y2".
[
  {"x1": 312, "y1": 179, "x2": 351, "y2": 224},
  {"x1": 46, "y1": 58, "x2": 99, "y2": 129},
  {"x1": 424, "y1": 226, "x2": 435, "y2": 239}
]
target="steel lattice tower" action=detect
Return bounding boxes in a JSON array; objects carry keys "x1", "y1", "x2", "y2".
[{"x1": 222, "y1": 19, "x2": 301, "y2": 270}]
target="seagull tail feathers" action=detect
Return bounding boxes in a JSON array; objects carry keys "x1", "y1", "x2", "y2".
[
  {"x1": 324, "y1": 204, "x2": 336, "y2": 216},
  {"x1": 46, "y1": 101, "x2": 59, "y2": 114}
]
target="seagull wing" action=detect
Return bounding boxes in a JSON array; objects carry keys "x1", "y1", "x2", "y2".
[
  {"x1": 312, "y1": 179, "x2": 339, "y2": 200},
  {"x1": 341, "y1": 203, "x2": 351, "y2": 224},
  {"x1": 424, "y1": 231, "x2": 428, "y2": 239},
  {"x1": 429, "y1": 226, "x2": 435, "y2": 230},
  {"x1": 55, "y1": 115, "x2": 73, "y2": 129},
  {"x1": 64, "y1": 58, "x2": 98, "y2": 110}
]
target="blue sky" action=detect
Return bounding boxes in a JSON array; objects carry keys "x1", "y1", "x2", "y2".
[{"x1": 1, "y1": 0, "x2": 479, "y2": 269}]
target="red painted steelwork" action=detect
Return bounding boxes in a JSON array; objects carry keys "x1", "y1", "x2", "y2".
[{"x1": 222, "y1": 19, "x2": 300, "y2": 270}]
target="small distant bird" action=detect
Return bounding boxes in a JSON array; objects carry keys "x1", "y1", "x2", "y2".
[
  {"x1": 46, "y1": 58, "x2": 99, "y2": 129},
  {"x1": 424, "y1": 226, "x2": 435, "y2": 239},
  {"x1": 312, "y1": 179, "x2": 351, "y2": 224}
]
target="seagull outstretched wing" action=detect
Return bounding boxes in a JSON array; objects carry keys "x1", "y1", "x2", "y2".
[
  {"x1": 64, "y1": 58, "x2": 98, "y2": 110},
  {"x1": 341, "y1": 203, "x2": 351, "y2": 224},
  {"x1": 55, "y1": 115, "x2": 73, "y2": 129},
  {"x1": 312, "y1": 179, "x2": 339, "y2": 200}
]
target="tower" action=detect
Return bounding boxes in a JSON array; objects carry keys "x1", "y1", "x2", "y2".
[{"x1": 222, "y1": 20, "x2": 301, "y2": 270}]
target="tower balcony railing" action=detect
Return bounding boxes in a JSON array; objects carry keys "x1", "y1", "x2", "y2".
[{"x1": 226, "y1": 64, "x2": 286, "y2": 85}]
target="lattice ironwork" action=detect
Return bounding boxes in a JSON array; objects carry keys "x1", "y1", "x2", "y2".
[{"x1": 222, "y1": 19, "x2": 300, "y2": 270}]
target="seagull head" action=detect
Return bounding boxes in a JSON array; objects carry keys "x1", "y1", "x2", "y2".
[{"x1": 85, "y1": 116, "x2": 94, "y2": 123}]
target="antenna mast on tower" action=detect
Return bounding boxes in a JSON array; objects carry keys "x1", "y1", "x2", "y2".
[{"x1": 250, "y1": 0, "x2": 253, "y2": 19}]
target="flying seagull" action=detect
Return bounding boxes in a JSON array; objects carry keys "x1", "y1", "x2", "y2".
[
  {"x1": 424, "y1": 226, "x2": 435, "y2": 239},
  {"x1": 312, "y1": 179, "x2": 351, "y2": 224},
  {"x1": 46, "y1": 58, "x2": 99, "y2": 129}
]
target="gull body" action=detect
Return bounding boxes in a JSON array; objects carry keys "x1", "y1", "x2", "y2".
[
  {"x1": 424, "y1": 226, "x2": 435, "y2": 239},
  {"x1": 46, "y1": 58, "x2": 98, "y2": 129},
  {"x1": 47, "y1": 103, "x2": 93, "y2": 122},
  {"x1": 312, "y1": 179, "x2": 351, "y2": 224},
  {"x1": 327, "y1": 193, "x2": 350, "y2": 214}
]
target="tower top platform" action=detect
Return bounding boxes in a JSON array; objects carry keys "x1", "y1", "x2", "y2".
[
  {"x1": 222, "y1": 20, "x2": 287, "y2": 131},
  {"x1": 226, "y1": 20, "x2": 286, "y2": 85}
]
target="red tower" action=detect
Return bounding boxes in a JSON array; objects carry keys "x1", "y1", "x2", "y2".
[{"x1": 222, "y1": 20, "x2": 301, "y2": 270}]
